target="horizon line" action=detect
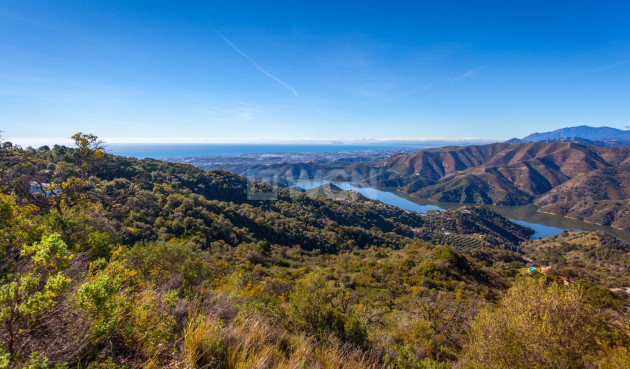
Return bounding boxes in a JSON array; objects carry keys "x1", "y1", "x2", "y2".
[{"x1": 4, "y1": 137, "x2": 502, "y2": 146}]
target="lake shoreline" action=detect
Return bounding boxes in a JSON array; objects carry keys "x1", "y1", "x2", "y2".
[
  {"x1": 401, "y1": 194, "x2": 630, "y2": 242},
  {"x1": 300, "y1": 182, "x2": 630, "y2": 242}
]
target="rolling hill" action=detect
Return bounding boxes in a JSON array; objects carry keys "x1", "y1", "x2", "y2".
[{"x1": 198, "y1": 141, "x2": 630, "y2": 230}]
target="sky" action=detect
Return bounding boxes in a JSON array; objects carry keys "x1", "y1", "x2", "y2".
[{"x1": 1, "y1": 0, "x2": 630, "y2": 144}]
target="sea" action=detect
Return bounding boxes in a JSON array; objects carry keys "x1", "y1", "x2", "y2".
[{"x1": 105, "y1": 143, "x2": 422, "y2": 159}]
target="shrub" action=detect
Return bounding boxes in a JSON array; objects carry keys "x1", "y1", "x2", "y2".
[
  {"x1": 287, "y1": 273, "x2": 366, "y2": 346},
  {"x1": 87, "y1": 231, "x2": 113, "y2": 259},
  {"x1": 461, "y1": 277, "x2": 603, "y2": 369},
  {"x1": 344, "y1": 316, "x2": 368, "y2": 347},
  {"x1": 126, "y1": 240, "x2": 210, "y2": 291},
  {"x1": 0, "y1": 234, "x2": 72, "y2": 360},
  {"x1": 122, "y1": 290, "x2": 175, "y2": 361},
  {"x1": 75, "y1": 251, "x2": 136, "y2": 340}
]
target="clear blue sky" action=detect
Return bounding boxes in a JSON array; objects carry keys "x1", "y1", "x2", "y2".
[{"x1": 1, "y1": 0, "x2": 630, "y2": 143}]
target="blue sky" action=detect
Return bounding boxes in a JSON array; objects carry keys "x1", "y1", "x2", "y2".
[{"x1": 1, "y1": 0, "x2": 630, "y2": 143}]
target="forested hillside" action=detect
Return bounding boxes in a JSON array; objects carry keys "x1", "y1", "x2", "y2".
[{"x1": 1, "y1": 134, "x2": 630, "y2": 368}]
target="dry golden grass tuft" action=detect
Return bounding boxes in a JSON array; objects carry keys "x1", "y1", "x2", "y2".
[{"x1": 176, "y1": 308, "x2": 385, "y2": 369}]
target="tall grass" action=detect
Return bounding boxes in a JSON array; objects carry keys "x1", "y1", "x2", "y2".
[
  {"x1": 182, "y1": 311, "x2": 227, "y2": 369},
  {"x1": 180, "y1": 309, "x2": 385, "y2": 369}
]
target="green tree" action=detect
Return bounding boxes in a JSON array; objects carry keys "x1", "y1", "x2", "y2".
[
  {"x1": 70, "y1": 132, "x2": 105, "y2": 179},
  {"x1": 0, "y1": 193, "x2": 40, "y2": 269}
]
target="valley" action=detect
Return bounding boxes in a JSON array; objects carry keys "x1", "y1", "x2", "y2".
[
  {"x1": 169, "y1": 141, "x2": 630, "y2": 238},
  {"x1": 292, "y1": 179, "x2": 630, "y2": 241}
]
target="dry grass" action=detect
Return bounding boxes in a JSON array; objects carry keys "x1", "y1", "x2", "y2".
[
  {"x1": 182, "y1": 310, "x2": 226, "y2": 369},
  {"x1": 177, "y1": 309, "x2": 386, "y2": 369}
]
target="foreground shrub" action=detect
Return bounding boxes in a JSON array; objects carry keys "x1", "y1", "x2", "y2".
[
  {"x1": 287, "y1": 273, "x2": 367, "y2": 346},
  {"x1": 76, "y1": 247, "x2": 174, "y2": 366},
  {"x1": 0, "y1": 233, "x2": 72, "y2": 362},
  {"x1": 461, "y1": 277, "x2": 603, "y2": 369}
]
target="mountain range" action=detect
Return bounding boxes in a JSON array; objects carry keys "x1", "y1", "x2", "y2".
[
  {"x1": 507, "y1": 125, "x2": 630, "y2": 146},
  {"x1": 165, "y1": 125, "x2": 630, "y2": 231},
  {"x1": 379, "y1": 142, "x2": 630, "y2": 229}
]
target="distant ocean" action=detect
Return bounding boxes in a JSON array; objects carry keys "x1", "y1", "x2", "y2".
[{"x1": 105, "y1": 143, "x2": 422, "y2": 159}]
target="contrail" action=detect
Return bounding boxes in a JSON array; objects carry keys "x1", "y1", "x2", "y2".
[
  {"x1": 453, "y1": 65, "x2": 487, "y2": 82},
  {"x1": 216, "y1": 31, "x2": 298, "y2": 97}
]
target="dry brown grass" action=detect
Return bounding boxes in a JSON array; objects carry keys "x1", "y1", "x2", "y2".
[{"x1": 176, "y1": 309, "x2": 387, "y2": 369}]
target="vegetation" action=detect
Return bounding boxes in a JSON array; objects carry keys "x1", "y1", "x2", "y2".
[
  {"x1": 461, "y1": 278, "x2": 617, "y2": 369},
  {"x1": 522, "y1": 231, "x2": 630, "y2": 288},
  {"x1": 1, "y1": 134, "x2": 629, "y2": 368}
]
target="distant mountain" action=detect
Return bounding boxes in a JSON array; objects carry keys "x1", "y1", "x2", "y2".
[
  {"x1": 378, "y1": 142, "x2": 630, "y2": 229},
  {"x1": 508, "y1": 125, "x2": 630, "y2": 147}
]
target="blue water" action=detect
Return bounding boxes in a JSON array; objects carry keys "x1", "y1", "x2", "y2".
[
  {"x1": 295, "y1": 180, "x2": 568, "y2": 239},
  {"x1": 295, "y1": 180, "x2": 444, "y2": 213},
  {"x1": 105, "y1": 143, "x2": 416, "y2": 159},
  {"x1": 510, "y1": 219, "x2": 572, "y2": 239}
]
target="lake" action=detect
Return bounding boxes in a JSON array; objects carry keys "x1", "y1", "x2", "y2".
[
  {"x1": 296, "y1": 180, "x2": 444, "y2": 213},
  {"x1": 294, "y1": 180, "x2": 630, "y2": 241}
]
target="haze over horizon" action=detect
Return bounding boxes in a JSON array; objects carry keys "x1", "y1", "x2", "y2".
[
  {"x1": 5, "y1": 136, "x2": 499, "y2": 148},
  {"x1": 2, "y1": 1, "x2": 630, "y2": 141}
]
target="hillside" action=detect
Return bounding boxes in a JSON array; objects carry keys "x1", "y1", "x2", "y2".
[
  {"x1": 304, "y1": 183, "x2": 366, "y2": 201},
  {"x1": 535, "y1": 167, "x2": 630, "y2": 230},
  {"x1": 521, "y1": 231, "x2": 630, "y2": 289},
  {"x1": 3, "y1": 145, "x2": 535, "y2": 253},
  {"x1": 377, "y1": 142, "x2": 630, "y2": 229},
  {"x1": 200, "y1": 142, "x2": 630, "y2": 230}
]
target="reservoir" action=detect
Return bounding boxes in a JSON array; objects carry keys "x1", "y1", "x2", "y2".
[{"x1": 294, "y1": 180, "x2": 630, "y2": 241}]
